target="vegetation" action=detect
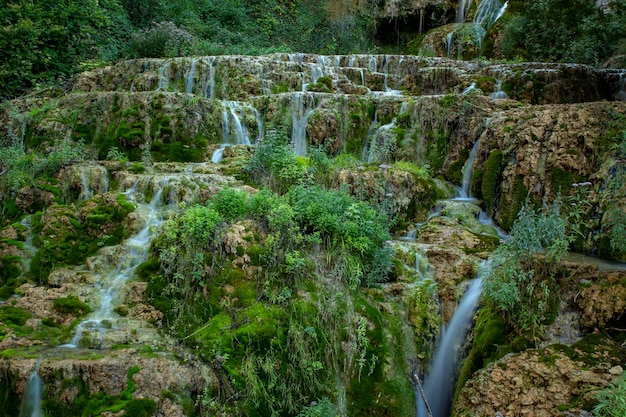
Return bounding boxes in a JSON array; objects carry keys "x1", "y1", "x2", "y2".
[
  {"x1": 483, "y1": 197, "x2": 572, "y2": 338},
  {"x1": 500, "y1": 0, "x2": 626, "y2": 65}
]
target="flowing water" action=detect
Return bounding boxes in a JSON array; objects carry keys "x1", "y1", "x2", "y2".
[
  {"x1": 20, "y1": 361, "x2": 43, "y2": 417},
  {"x1": 291, "y1": 92, "x2": 317, "y2": 156},
  {"x1": 211, "y1": 101, "x2": 259, "y2": 163},
  {"x1": 62, "y1": 181, "x2": 166, "y2": 348},
  {"x1": 490, "y1": 79, "x2": 509, "y2": 99},
  {"x1": 416, "y1": 277, "x2": 483, "y2": 417}
]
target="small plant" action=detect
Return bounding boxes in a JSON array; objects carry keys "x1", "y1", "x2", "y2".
[
  {"x1": 106, "y1": 146, "x2": 129, "y2": 163},
  {"x1": 594, "y1": 373, "x2": 626, "y2": 417}
]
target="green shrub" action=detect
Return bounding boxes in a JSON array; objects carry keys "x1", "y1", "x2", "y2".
[
  {"x1": 483, "y1": 196, "x2": 572, "y2": 337},
  {"x1": 244, "y1": 128, "x2": 308, "y2": 194},
  {"x1": 127, "y1": 21, "x2": 194, "y2": 58},
  {"x1": 211, "y1": 188, "x2": 250, "y2": 220}
]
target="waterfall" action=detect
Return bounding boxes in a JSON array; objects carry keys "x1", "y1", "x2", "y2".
[
  {"x1": 202, "y1": 57, "x2": 216, "y2": 99},
  {"x1": 20, "y1": 362, "x2": 43, "y2": 417},
  {"x1": 474, "y1": 0, "x2": 508, "y2": 30},
  {"x1": 490, "y1": 79, "x2": 509, "y2": 99},
  {"x1": 211, "y1": 101, "x2": 256, "y2": 163},
  {"x1": 185, "y1": 58, "x2": 198, "y2": 94},
  {"x1": 617, "y1": 71, "x2": 626, "y2": 101},
  {"x1": 156, "y1": 61, "x2": 170, "y2": 92},
  {"x1": 457, "y1": 139, "x2": 480, "y2": 200},
  {"x1": 19, "y1": 215, "x2": 37, "y2": 273},
  {"x1": 445, "y1": 32, "x2": 454, "y2": 59},
  {"x1": 462, "y1": 83, "x2": 476, "y2": 95},
  {"x1": 63, "y1": 181, "x2": 166, "y2": 348},
  {"x1": 291, "y1": 93, "x2": 317, "y2": 156},
  {"x1": 77, "y1": 165, "x2": 109, "y2": 202},
  {"x1": 416, "y1": 276, "x2": 483, "y2": 417},
  {"x1": 456, "y1": 0, "x2": 473, "y2": 23}
]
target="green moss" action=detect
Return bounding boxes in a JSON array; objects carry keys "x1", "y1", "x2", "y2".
[
  {"x1": 445, "y1": 149, "x2": 469, "y2": 185},
  {"x1": 52, "y1": 297, "x2": 91, "y2": 316},
  {"x1": 549, "y1": 167, "x2": 584, "y2": 195},
  {"x1": 500, "y1": 176, "x2": 531, "y2": 231},
  {"x1": 481, "y1": 150, "x2": 503, "y2": 214},
  {"x1": 0, "y1": 306, "x2": 32, "y2": 326}
]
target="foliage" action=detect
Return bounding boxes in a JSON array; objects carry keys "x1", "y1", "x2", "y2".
[
  {"x1": 297, "y1": 398, "x2": 339, "y2": 417},
  {"x1": 0, "y1": 141, "x2": 86, "y2": 195},
  {"x1": 594, "y1": 373, "x2": 626, "y2": 417},
  {"x1": 211, "y1": 188, "x2": 250, "y2": 221},
  {"x1": 127, "y1": 21, "x2": 194, "y2": 58},
  {"x1": 501, "y1": 0, "x2": 626, "y2": 65},
  {"x1": 244, "y1": 129, "x2": 308, "y2": 194},
  {"x1": 287, "y1": 185, "x2": 393, "y2": 288},
  {"x1": 483, "y1": 197, "x2": 572, "y2": 337}
]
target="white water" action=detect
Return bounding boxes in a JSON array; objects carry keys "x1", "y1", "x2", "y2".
[
  {"x1": 456, "y1": 0, "x2": 473, "y2": 22},
  {"x1": 63, "y1": 182, "x2": 165, "y2": 348},
  {"x1": 211, "y1": 101, "x2": 257, "y2": 163},
  {"x1": 185, "y1": 58, "x2": 198, "y2": 94},
  {"x1": 474, "y1": 0, "x2": 508, "y2": 30},
  {"x1": 156, "y1": 61, "x2": 170, "y2": 92},
  {"x1": 77, "y1": 165, "x2": 109, "y2": 202},
  {"x1": 291, "y1": 93, "x2": 317, "y2": 156},
  {"x1": 417, "y1": 277, "x2": 483, "y2": 417},
  {"x1": 19, "y1": 215, "x2": 37, "y2": 273},
  {"x1": 20, "y1": 362, "x2": 43, "y2": 417},
  {"x1": 462, "y1": 83, "x2": 476, "y2": 95},
  {"x1": 490, "y1": 79, "x2": 509, "y2": 99},
  {"x1": 457, "y1": 139, "x2": 481, "y2": 200}
]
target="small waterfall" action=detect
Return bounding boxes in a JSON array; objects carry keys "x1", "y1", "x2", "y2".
[
  {"x1": 416, "y1": 276, "x2": 483, "y2": 417},
  {"x1": 201, "y1": 57, "x2": 216, "y2": 99},
  {"x1": 462, "y1": 83, "x2": 476, "y2": 95},
  {"x1": 445, "y1": 32, "x2": 454, "y2": 59},
  {"x1": 77, "y1": 165, "x2": 109, "y2": 202},
  {"x1": 291, "y1": 93, "x2": 317, "y2": 156},
  {"x1": 474, "y1": 0, "x2": 508, "y2": 30},
  {"x1": 19, "y1": 216, "x2": 37, "y2": 273},
  {"x1": 20, "y1": 362, "x2": 43, "y2": 417},
  {"x1": 211, "y1": 101, "x2": 257, "y2": 163},
  {"x1": 63, "y1": 181, "x2": 166, "y2": 348},
  {"x1": 415, "y1": 251, "x2": 432, "y2": 280},
  {"x1": 457, "y1": 140, "x2": 480, "y2": 200},
  {"x1": 490, "y1": 79, "x2": 509, "y2": 99},
  {"x1": 156, "y1": 61, "x2": 170, "y2": 92},
  {"x1": 456, "y1": 0, "x2": 473, "y2": 23},
  {"x1": 617, "y1": 71, "x2": 626, "y2": 101},
  {"x1": 185, "y1": 58, "x2": 198, "y2": 94}
]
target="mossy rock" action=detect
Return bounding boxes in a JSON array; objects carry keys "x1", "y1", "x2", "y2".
[{"x1": 52, "y1": 297, "x2": 91, "y2": 316}]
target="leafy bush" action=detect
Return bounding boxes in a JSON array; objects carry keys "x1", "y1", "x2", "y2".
[
  {"x1": 244, "y1": 129, "x2": 308, "y2": 194},
  {"x1": 483, "y1": 197, "x2": 572, "y2": 337},
  {"x1": 288, "y1": 185, "x2": 393, "y2": 288},
  {"x1": 211, "y1": 188, "x2": 250, "y2": 220},
  {"x1": 127, "y1": 21, "x2": 194, "y2": 58},
  {"x1": 501, "y1": 0, "x2": 626, "y2": 64}
]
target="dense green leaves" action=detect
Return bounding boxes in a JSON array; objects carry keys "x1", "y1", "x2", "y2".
[
  {"x1": 501, "y1": 0, "x2": 626, "y2": 64},
  {"x1": 483, "y1": 197, "x2": 572, "y2": 336}
]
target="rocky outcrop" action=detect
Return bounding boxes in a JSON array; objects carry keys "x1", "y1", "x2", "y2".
[{"x1": 454, "y1": 341, "x2": 625, "y2": 417}]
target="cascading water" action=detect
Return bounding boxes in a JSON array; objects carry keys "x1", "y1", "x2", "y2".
[
  {"x1": 156, "y1": 61, "x2": 171, "y2": 92},
  {"x1": 456, "y1": 0, "x2": 473, "y2": 23},
  {"x1": 185, "y1": 58, "x2": 198, "y2": 94},
  {"x1": 416, "y1": 276, "x2": 483, "y2": 417},
  {"x1": 291, "y1": 92, "x2": 317, "y2": 156},
  {"x1": 456, "y1": 139, "x2": 481, "y2": 200},
  {"x1": 63, "y1": 181, "x2": 166, "y2": 348},
  {"x1": 211, "y1": 101, "x2": 258, "y2": 163},
  {"x1": 20, "y1": 361, "x2": 43, "y2": 417},
  {"x1": 77, "y1": 165, "x2": 109, "y2": 202},
  {"x1": 490, "y1": 79, "x2": 509, "y2": 99}
]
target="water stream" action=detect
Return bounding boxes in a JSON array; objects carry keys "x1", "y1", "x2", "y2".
[
  {"x1": 62, "y1": 181, "x2": 166, "y2": 348},
  {"x1": 416, "y1": 276, "x2": 483, "y2": 417},
  {"x1": 20, "y1": 361, "x2": 43, "y2": 417}
]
